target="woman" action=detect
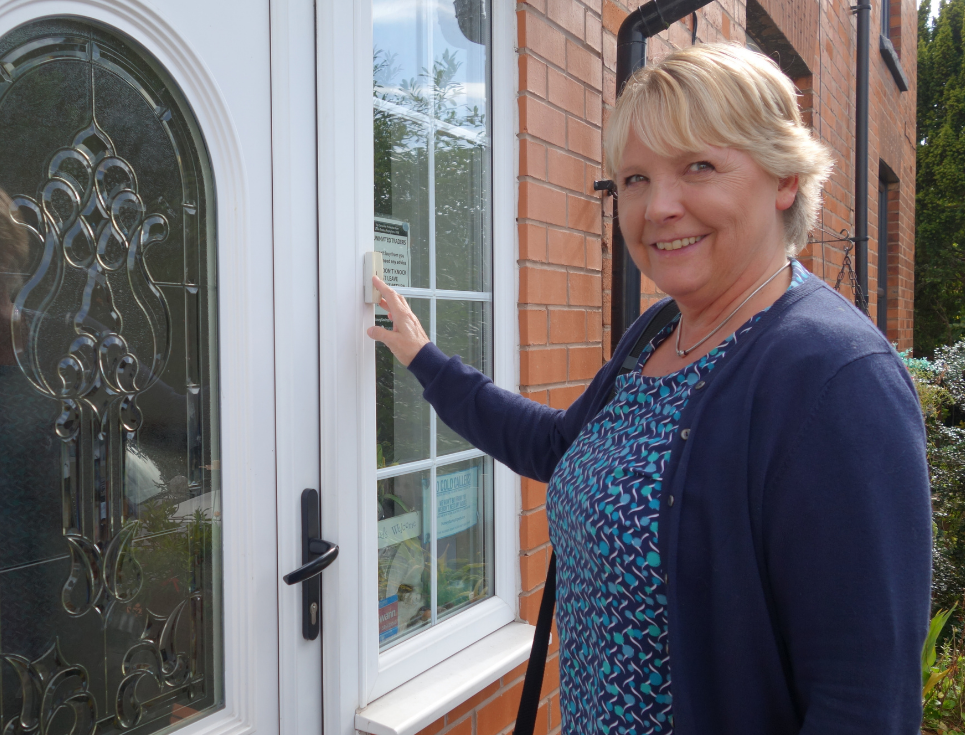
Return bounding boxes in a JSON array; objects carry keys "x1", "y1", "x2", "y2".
[{"x1": 368, "y1": 43, "x2": 931, "y2": 734}]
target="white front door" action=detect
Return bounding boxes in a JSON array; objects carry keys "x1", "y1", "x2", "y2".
[{"x1": 0, "y1": 2, "x2": 323, "y2": 735}]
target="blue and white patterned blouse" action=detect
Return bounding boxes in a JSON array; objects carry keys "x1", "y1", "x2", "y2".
[{"x1": 546, "y1": 260, "x2": 809, "y2": 734}]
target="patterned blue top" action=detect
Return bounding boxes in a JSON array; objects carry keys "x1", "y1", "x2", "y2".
[{"x1": 545, "y1": 260, "x2": 809, "y2": 735}]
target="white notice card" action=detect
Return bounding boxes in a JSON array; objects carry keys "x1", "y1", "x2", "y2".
[{"x1": 374, "y1": 217, "x2": 410, "y2": 289}]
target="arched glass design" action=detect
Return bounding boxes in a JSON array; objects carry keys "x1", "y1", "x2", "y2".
[{"x1": 0, "y1": 17, "x2": 222, "y2": 735}]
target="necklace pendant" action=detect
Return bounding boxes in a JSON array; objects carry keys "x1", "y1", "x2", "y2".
[{"x1": 672, "y1": 261, "x2": 789, "y2": 360}]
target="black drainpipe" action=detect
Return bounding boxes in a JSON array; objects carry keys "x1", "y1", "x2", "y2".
[
  {"x1": 605, "y1": 0, "x2": 713, "y2": 347},
  {"x1": 854, "y1": 2, "x2": 870, "y2": 312}
]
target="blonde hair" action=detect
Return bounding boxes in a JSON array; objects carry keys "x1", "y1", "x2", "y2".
[{"x1": 604, "y1": 43, "x2": 833, "y2": 255}]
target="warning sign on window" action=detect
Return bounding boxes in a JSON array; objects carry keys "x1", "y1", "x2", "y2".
[
  {"x1": 374, "y1": 217, "x2": 410, "y2": 289},
  {"x1": 378, "y1": 595, "x2": 399, "y2": 643}
]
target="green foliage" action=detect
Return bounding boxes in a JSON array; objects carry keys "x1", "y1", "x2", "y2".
[
  {"x1": 902, "y1": 345, "x2": 965, "y2": 614},
  {"x1": 923, "y1": 606, "x2": 965, "y2": 732},
  {"x1": 916, "y1": 0, "x2": 965, "y2": 355},
  {"x1": 903, "y1": 341, "x2": 965, "y2": 731},
  {"x1": 136, "y1": 496, "x2": 215, "y2": 607},
  {"x1": 925, "y1": 605, "x2": 958, "y2": 691}
]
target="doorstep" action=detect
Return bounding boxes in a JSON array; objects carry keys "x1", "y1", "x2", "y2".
[{"x1": 355, "y1": 622, "x2": 536, "y2": 735}]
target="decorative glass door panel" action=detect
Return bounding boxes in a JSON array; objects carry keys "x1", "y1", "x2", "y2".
[{"x1": 0, "y1": 17, "x2": 221, "y2": 735}]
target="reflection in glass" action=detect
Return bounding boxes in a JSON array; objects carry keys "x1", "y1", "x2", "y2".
[
  {"x1": 435, "y1": 300, "x2": 492, "y2": 455},
  {"x1": 378, "y1": 471, "x2": 432, "y2": 647},
  {"x1": 435, "y1": 456, "x2": 493, "y2": 621},
  {"x1": 377, "y1": 299, "x2": 431, "y2": 465},
  {"x1": 373, "y1": 0, "x2": 492, "y2": 294},
  {"x1": 435, "y1": 131, "x2": 491, "y2": 292},
  {"x1": 0, "y1": 18, "x2": 222, "y2": 734},
  {"x1": 373, "y1": 103, "x2": 430, "y2": 288}
]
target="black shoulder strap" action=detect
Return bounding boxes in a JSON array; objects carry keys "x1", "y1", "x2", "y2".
[
  {"x1": 608, "y1": 299, "x2": 680, "y2": 401},
  {"x1": 513, "y1": 552, "x2": 556, "y2": 735},
  {"x1": 514, "y1": 299, "x2": 679, "y2": 735}
]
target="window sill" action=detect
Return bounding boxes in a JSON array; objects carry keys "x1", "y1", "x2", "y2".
[
  {"x1": 879, "y1": 35, "x2": 909, "y2": 92},
  {"x1": 355, "y1": 622, "x2": 535, "y2": 735}
]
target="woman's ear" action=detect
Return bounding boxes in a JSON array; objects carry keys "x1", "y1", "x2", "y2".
[{"x1": 776, "y1": 175, "x2": 799, "y2": 212}]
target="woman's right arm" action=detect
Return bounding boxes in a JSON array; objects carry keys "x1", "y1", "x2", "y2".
[
  {"x1": 366, "y1": 276, "x2": 611, "y2": 482},
  {"x1": 407, "y1": 342, "x2": 609, "y2": 482}
]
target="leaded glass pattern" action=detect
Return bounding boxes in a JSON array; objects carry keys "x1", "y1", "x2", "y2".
[{"x1": 0, "y1": 18, "x2": 222, "y2": 735}]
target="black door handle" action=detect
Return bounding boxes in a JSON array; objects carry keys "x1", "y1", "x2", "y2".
[
  {"x1": 283, "y1": 538, "x2": 339, "y2": 585},
  {"x1": 284, "y1": 489, "x2": 338, "y2": 639}
]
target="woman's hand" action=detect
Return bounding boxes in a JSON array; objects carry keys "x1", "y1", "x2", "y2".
[{"x1": 365, "y1": 275, "x2": 430, "y2": 367}]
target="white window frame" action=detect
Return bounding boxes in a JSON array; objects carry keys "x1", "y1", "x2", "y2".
[{"x1": 352, "y1": 0, "x2": 519, "y2": 706}]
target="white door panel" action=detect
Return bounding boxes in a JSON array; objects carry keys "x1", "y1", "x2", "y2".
[{"x1": 0, "y1": 2, "x2": 319, "y2": 735}]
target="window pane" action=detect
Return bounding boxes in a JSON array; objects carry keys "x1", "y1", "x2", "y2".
[
  {"x1": 377, "y1": 298, "x2": 431, "y2": 465},
  {"x1": 378, "y1": 470, "x2": 432, "y2": 648},
  {"x1": 435, "y1": 299, "x2": 492, "y2": 456},
  {"x1": 0, "y1": 18, "x2": 222, "y2": 733},
  {"x1": 435, "y1": 132, "x2": 491, "y2": 293},
  {"x1": 435, "y1": 455, "x2": 493, "y2": 621},
  {"x1": 374, "y1": 106, "x2": 430, "y2": 288},
  {"x1": 373, "y1": 0, "x2": 494, "y2": 652}
]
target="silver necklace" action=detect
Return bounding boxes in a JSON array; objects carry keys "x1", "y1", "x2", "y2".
[{"x1": 674, "y1": 261, "x2": 790, "y2": 358}]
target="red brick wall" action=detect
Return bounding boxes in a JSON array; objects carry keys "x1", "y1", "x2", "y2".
[
  {"x1": 410, "y1": 2, "x2": 917, "y2": 734},
  {"x1": 516, "y1": 0, "x2": 605, "y2": 731}
]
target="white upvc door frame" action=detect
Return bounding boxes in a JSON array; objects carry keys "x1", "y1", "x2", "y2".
[
  {"x1": 0, "y1": 2, "x2": 284, "y2": 735},
  {"x1": 314, "y1": 0, "x2": 366, "y2": 730},
  {"x1": 317, "y1": 0, "x2": 519, "y2": 728},
  {"x1": 271, "y1": 1, "x2": 326, "y2": 735}
]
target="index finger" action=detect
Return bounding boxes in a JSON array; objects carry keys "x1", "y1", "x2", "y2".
[{"x1": 372, "y1": 274, "x2": 405, "y2": 310}]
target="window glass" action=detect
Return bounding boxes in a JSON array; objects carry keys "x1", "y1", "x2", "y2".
[
  {"x1": 877, "y1": 184, "x2": 889, "y2": 334},
  {"x1": 373, "y1": 0, "x2": 494, "y2": 651},
  {"x1": 377, "y1": 298, "x2": 431, "y2": 465},
  {"x1": 435, "y1": 299, "x2": 491, "y2": 456}
]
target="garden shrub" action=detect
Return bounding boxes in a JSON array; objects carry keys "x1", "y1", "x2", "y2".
[{"x1": 903, "y1": 343, "x2": 965, "y2": 617}]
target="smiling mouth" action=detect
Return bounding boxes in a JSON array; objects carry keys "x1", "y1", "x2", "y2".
[{"x1": 653, "y1": 235, "x2": 704, "y2": 251}]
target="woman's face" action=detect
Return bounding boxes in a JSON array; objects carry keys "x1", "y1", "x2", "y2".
[{"x1": 615, "y1": 131, "x2": 797, "y2": 308}]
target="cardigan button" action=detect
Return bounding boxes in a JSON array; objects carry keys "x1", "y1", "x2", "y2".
[
  {"x1": 694, "y1": 380, "x2": 706, "y2": 390},
  {"x1": 668, "y1": 495, "x2": 675, "y2": 507},
  {"x1": 680, "y1": 428, "x2": 691, "y2": 440}
]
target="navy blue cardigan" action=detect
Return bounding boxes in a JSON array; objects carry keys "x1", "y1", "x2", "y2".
[{"x1": 409, "y1": 276, "x2": 931, "y2": 734}]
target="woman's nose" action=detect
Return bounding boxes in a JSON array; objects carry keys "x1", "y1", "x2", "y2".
[{"x1": 645, "y1": 180, "x2": 685, "y2": 223}]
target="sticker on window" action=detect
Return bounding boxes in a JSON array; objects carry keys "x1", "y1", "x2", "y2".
[
  {"x1": 423, "y1": 465, "x2": 479, "y2": 541},
  {"x1": 378, "y1": 594, "x2": 400, "y2": 643},
  {"x1": 377, "y1": 510, "x2": 422, "y2": 549},
  {"x1": 374, "y1": 217, "x2": 410, "y2": 288}
]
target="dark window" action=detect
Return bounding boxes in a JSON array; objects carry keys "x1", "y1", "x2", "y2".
[
  {"x1": 877, "y1": 184, "x2": 889, "y2": 334},
  {"x1": 877, "y1": 163, "x2": 899, "y2": 338}
]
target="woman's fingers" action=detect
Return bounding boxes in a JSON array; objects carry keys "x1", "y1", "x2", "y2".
[
  {"x1": 366, "y1": 323, "x2": 396, "y2": 347},
  {"x1": 373, "y1": 275, "x2": 403, "y2": 312},
  {"x1": 365, "y1": 275, "x2": 430, "y2": 367}
]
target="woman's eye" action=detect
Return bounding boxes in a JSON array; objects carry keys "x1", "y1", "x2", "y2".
[
  {"x1": 688, "y1": 161, "x2": 714, "y2": 173},
  {"x1": 622, "y1": 174, "x2": 647, "y2": 187}
]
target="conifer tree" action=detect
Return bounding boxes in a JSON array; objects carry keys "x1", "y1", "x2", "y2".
[{"x1": 916, "y1": 0, "x2": 965, "y2": 355}]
